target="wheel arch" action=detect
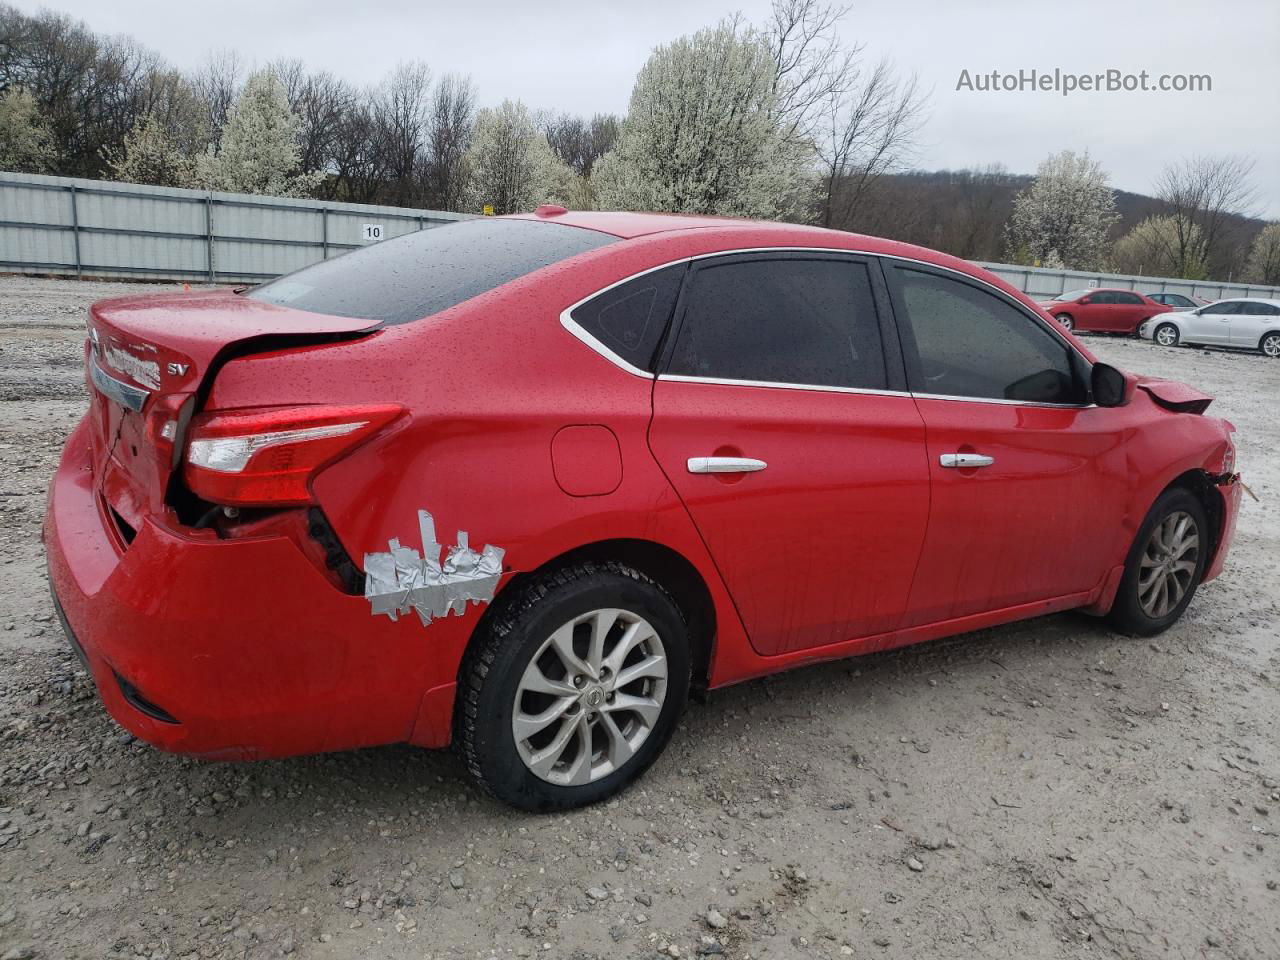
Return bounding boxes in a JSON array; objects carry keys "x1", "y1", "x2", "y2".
[
  {"x1": 1154, "y1": 468, "x2": 1226, "y2": 580},
  {"x1": 464, "y1": 537, "x2": 718, "y2": 695}
]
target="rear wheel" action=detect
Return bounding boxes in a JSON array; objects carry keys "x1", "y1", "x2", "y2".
[
  {"x1": 1054, "y1": 313, "x2": 1074, "y2": 331},
  {"x1": 1154, "y1": 322, "x2": 1180, "y2": 347},
  {"x1": 456, "y1": 562, "x2": 690, "y2": 811},
  {"x1": 1260, "y1": 331, "x2": 1280, "y2": 358},
  {"x1": 1108, "y1": 488, "x2": 1208, "y2": 636}
]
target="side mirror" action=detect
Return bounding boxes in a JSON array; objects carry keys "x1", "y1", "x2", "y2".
[{"x1": 1091, "y1": 362, "x2": 1127, "y2": 407}]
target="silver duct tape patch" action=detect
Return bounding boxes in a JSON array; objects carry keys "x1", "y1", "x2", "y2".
[
  {"x1": 102, "y1": 344, "x2": 161, "y2": 390},
  {"x1": 363, "y1": 510, "x2": 505, "y2": 627}
]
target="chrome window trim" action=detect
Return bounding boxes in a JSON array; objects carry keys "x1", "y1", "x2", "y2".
[
  {"x1": 89, "y1": 357, "x2": 149, "y2": 412},
  {"x1": 657, "y1": 373, "x2": 908, "y2": 399},
  {"x1": 559, "y1": 245, "x2": 1094, "y2": 407}
]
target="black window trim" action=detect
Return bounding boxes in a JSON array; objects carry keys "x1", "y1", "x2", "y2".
[
  {"x1": 560, "y1": 246, "x2": 1095, "y2": 408},
  {"x1": 881, "y1": 258, "x2": 1095, "y2": 409}
]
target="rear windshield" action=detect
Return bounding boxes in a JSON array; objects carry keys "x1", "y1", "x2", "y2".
[
  {"x1": 1053, "y1": 288, "x2": 1092, "y2": 301},
  {"x1": 244, "y1": 218, "x2": 617, "y2": 325}
]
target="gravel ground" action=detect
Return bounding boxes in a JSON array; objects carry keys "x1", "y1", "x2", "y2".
[{"x1": 0, "y1": 274, "x2": 1277, "y2": 960}]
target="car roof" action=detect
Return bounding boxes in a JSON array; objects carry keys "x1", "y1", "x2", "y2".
[
  {"x1": 503, "y1": 209, "x2": 992, "y2": 273},
  {"x1": 505, "y1": 209, "x2": 781, "y2": 238}
]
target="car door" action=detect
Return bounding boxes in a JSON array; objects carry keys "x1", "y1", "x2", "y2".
[
  {"x1": 1187, "y1": 300, "x2": 1241, "y2": 344},
  {"x1": 1230, "y1": 301, "x2": 1280, "y2": 348},
  {"x1": 647, "y1": 252, "x2": 931, "y2": 657},
  {"x1": 1112, "y1": 291, "x2": 1150, "y2": 331},
  {"x1": 882, "y1": 262, "x2": 1124, "y2": 625}
]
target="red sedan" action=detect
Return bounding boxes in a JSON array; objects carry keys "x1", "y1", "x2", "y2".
[
  {"x1": 46, "y1": 210, "x2": 1242, "y2": 811},
  {"x1": 1037, "y1": 287, "x2": 1174, "y2": 333}
]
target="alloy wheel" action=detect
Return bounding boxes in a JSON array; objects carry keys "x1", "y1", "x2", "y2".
[
  {"x1": 512, "y1": 608, "x2": 668, "y2": 786},
  {"x1": 1263, "y1": 333, "x2": 1280, "y2": 358},
  {"x1": 1055, "y1": 314, "x2": 1073, "y2": 331},
  {"x1": 1155, "y1": 325, "x2": 1178, "y2": 346},
  {"x1": 1137, "y1": 510, "x2": 1200, "y2": 618}
]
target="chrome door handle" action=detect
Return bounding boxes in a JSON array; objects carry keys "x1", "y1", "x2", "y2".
[
  {"x1": 940, "y1": 453, "x2": 994, "y2": 469},
  {"x1": 687, "y1": 456, "x2": 768, "y2": 474}
]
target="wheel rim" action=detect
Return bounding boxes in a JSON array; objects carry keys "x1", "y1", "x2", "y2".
[
  {"x1": 1137, "y1": 510, "x2": 1200, "y2": 619},
  {"x1": 513, "y1": 608, "x2": 668, "y2": 786},
  {"x1": 1056, "y1": 314, "x2": 1073, "y2": 330},
  {"x1": 1264, "y1": 334, "x2": 1280, "y2": 357},
  {"x1": 1156, "y1": 326, "x2": 1177, "y2": 346}
]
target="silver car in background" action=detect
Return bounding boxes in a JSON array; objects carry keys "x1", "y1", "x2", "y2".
[{"x1": 1139, "y1": 298, "x2": 1280, "y2": 357}]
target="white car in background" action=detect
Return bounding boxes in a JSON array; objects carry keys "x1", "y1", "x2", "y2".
[{"x1": 1139, "y1": 298, "x2": 1280, "y2": 357}]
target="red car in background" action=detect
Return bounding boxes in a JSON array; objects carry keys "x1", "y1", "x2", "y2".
[
  {"x1": 1038, "y1": 287, "x2": 1174, "y2": 333},
  {"x1": 46, "y1": 211, "x2": 1242, "y2": 811}
]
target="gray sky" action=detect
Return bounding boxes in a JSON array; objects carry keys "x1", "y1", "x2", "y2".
[{"x1": 17, "y1": 0, "x2": 1280, "y2": 216}]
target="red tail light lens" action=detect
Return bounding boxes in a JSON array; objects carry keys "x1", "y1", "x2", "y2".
[{"x1": 183, "y1": 404, "x2": 402, "y2": 507}]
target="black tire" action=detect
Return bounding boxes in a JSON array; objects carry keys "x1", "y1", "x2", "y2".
[
  {"x1": 456, "y1": 561, "x2": 690, "y2": 811},
  {"x1": 1153, "y1": 322, "x2": 1181, "y2": 348},
  {"x1": 1107, "y1": 487, "x2": 1209, "y2": 636},
  {"x1": 1260, "y1": 331, "x2": 1280, "y2": 358},
  {"x1": 1054, "y1": 313, "x2": 1074, "y2": 331}
]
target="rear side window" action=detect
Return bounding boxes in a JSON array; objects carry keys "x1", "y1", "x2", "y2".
[
  {"x1": 667, "y1": 257, "x2": 887, "y2": 390},
  {"x1": 891, "y1": 266, "x2": 1083, "y2": 404},
  {"x1": 1114, "y1": 291, "x2": 1144, "y2": 305},
  {"x1": 569, "y1": 264, "x2": 685, "y2": 371},
  {"x1": 245, "y1": 218, "x2": 617, "y2": 325}
]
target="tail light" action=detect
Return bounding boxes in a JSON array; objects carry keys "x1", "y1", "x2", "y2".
[{"x1": 183, "y1": 404, "x2": 402, "y2": 507}]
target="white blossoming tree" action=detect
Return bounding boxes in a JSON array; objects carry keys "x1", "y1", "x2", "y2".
[
  {"x1": 593, "y1": 22, "x2": 816, "y2": 220},
  {"x1": 196, "y1": 71, "x2": 323, "y2": 197},
  {"x1": 462, "y1": 99, "x2": 577, "y2": 214},
  {"x1": 1004, "y1": 150, "x2": 1119, "y2": 270},
  {"x1": 1244, "y1": 223, "x2": 1280, "y2": 286},
  {"x1": 105, "y1": 113, "x2": 195, "y2": 187},
  {"x1": 0, "y1": 88, "x2": 55, "y2": 172}
]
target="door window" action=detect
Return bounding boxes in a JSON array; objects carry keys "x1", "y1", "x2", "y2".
[
  {"x1": 1113, "y1": 291, "x2": 1145, "y2": 305},
  {"x1": 667, "y1": 257, "x2": 887, "y2": 390},
  {"x1": 1205, "y1": 301, "x2": 1243, "y2": 315},
  {"x1": 890, "y1": 266, "x2": 1084, "y2": 404}
]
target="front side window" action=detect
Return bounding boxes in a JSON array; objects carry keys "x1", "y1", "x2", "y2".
[
  {"x1": 246, "y1": 218, "x2": 617, "y2": 325},
  {"x1": 891, "y1": 266, "x2": 1083, "y2": 404},
  {"x1": 569, "y1": 264, "x2": 685, "y2": 371},
  {"x1": 666, "y1": 256, "x2": 887, "y2": 390}
]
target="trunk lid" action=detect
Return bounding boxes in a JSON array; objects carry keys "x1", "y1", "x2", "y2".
[{"x1": 85, "y1": 288, "x2": 377, "y2": 533}]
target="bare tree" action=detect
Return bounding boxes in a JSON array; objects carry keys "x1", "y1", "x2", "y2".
[
  {"x1": 1154, "y1": 155, "x2": 1257, "y2": 277},
  {"x1": 190, "y1": 48, "x2": 243, "y2": 141},
  {"x1": 540, "y1": 111, "x2": 620, "y2": 177},
  {"x1": 373, "y1": 61, "x2": 432, "y2": 206},
  {"x1": 269, "y1": 59, "x2": 357, "y2": 197},
  {"x1": 764, "y1": 0, "x2": 926, "y2": 227},
  {"x1": 420, "y1": 73, "x2": 475, "y2": 210}
]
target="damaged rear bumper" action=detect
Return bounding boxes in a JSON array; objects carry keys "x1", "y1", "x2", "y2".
[{"x1": 41, "y1": 416, "x2": 443, "y2": 759}]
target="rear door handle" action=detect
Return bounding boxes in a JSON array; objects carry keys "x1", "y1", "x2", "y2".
[
  {"x1": 940, "y1": 453, "x2": 994, "y2": 469},
  {"x1": 687, "y1": 456, "x2": 768, "y2": 474}
]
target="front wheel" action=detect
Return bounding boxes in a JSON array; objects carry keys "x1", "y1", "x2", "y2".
[
  {"x1": 1261, "y1": 331, "x2": 1280, "y2": 358},
  {"x1": 1154, "y1": 322, "x2": 1181, "y2": 347},
  {"x1": 456, "y1": 562, "x2": 690, "y2": 811},
  {"x1": 1108, "y1": 488, "x2": 1208, "y2": 636},
  {"x1": 1054, "y1": 313, "x2": 1074, "y2": 331}
]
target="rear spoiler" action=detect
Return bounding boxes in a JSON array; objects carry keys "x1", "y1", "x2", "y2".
[{"x1": 1136, "y1": 379, "x2": 1213, "y2": 414}]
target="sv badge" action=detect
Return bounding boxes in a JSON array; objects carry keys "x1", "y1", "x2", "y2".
[{"x1": 167, "y1": 362, "x2": 190, "y2": 377}]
